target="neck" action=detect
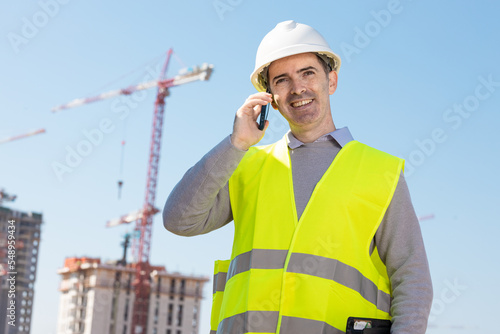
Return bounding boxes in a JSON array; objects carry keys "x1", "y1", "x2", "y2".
[{"x1": 290, "y1": 122, "x2": 336, "y2": 143}]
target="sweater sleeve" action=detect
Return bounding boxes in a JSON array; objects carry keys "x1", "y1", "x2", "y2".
[
  {"x1": 163, "y1": 135, "x2": 246, "y2": 236},
  {"x1": 375, "y1": 172, "x2": 433, "y2": 334}
]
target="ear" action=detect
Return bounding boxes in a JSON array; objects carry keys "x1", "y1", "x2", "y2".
[
  {"x1": 269, "y1": 91, "x2": 279, "y2": 110},
  {"x1": 328, "y1": 70, "x2": 338, "y2": 95},
  {"x1": 271, "y1": 100, "x2": 278, "y2": 110}
]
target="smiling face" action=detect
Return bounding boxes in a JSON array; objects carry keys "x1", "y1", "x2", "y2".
[{"x1": 268, "y1": 52, "x2": 338, "y2": 141}]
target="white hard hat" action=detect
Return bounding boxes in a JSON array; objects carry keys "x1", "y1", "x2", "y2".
[{"x1": 250, "y1": 20, "x2": 341, "y2": 92}]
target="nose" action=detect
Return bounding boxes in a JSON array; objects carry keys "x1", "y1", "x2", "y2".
[{"x1": 290, "y1": 79, "x2": 306, "y2": 95}]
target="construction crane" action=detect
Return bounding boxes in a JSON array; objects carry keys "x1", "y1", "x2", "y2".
[
  {"x1": 1, "y1": 128, "x2": 45, "y2": 203},
  {"x1": 110, "y1": 233, "x2": 131, "y2": 334},
  {"x1": 0, "y1": 189, "x2": 17, "y2": 205},
  {"x1": 418, "y1": 214, "x2": 435, "y2": 222},
  {"x1": 52, "y1": 49, "x2": 214, "y2": 334},
  {"x1": 0, "y1": 128, "x2": 45, "y2": 145}
]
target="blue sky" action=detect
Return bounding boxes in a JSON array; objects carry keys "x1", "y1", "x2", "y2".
[{"x1": 1, "y1": 1, "x2": 499, "y2": 333}]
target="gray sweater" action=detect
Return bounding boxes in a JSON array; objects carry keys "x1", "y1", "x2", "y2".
[{"x1": 163, "y1": 129, "x2": 433, "y2": 334}]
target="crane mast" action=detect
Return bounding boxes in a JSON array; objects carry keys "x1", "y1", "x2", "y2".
[
  {"x1": 131, "y1": 49, "x2": 171, "y2": 334},
  {"x1": 52, "y1": 49, "x2": 214, "y2": 334}
]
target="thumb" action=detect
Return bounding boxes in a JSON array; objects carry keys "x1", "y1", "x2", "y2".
[{"x1": 263, "y1": 120, "x2": 270, "y2": 132}]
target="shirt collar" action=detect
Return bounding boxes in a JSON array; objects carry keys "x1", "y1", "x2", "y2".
[{"x1": 286, "y1": 127, "x2": 354, "y2": 149}]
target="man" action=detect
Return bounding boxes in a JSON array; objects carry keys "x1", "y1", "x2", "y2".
[{"x1": 163, "y1": 20, "x2": 432, "y2": 334}]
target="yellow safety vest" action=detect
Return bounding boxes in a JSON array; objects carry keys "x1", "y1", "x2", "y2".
[{"x1": 211, "y1": 137, "x2": 404, "y2": 334}]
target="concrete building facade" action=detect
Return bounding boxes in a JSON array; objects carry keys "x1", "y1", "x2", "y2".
[
  {"x1": 56, "y1": 257, "x2": 208, "y2": 334},
  {"x1": 0, "y1": 206, "x2": 43, "y2": 334}
]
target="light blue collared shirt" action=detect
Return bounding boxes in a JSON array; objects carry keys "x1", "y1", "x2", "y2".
[{"x1": 286, "y1": 126, "x2": 354, "y2": 149}]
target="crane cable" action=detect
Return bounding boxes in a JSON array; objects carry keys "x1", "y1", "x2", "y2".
[{"x1": 118, "y1": 119, "x2": 127, "y2": 200}]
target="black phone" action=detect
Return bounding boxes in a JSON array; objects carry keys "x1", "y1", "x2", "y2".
[
  {"x1": 346, "y1": 317, "x2": 391, "y2": 334},
  {"x1": 258, "y1": 89, "x2": 271, "y2": 131}
]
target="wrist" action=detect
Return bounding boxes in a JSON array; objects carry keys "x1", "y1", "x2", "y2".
[{"x1": 230, "y1": 134, "x2": 250, "y2": 151}]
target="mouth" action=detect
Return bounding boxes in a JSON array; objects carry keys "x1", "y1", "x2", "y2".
[{"x1": 290, "y1": 99, "x2": 313, "y2": 108}]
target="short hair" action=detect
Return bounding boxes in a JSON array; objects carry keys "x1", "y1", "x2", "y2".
[{"x1": 315, "y1": 54, "x2": 333, "y2": 75}]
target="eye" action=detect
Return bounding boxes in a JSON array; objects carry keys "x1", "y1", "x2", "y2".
[
  {"x1": 275, "y1": 77, "x2": 288, "y2": 85},
  {"x1": 303, "y1": 70, "x2": 315, "y2": 76}
]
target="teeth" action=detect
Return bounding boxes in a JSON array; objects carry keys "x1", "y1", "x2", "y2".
[{"x1": 292, "y1": 99, "x2": 312, "y2": 107}]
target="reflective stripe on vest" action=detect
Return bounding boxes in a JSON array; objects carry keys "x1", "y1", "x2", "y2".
[
  {"x1": 212, "y1": 137, "x2": 403, "y2": 334},
  {"x1": 211, "y1": 260, "x2": 230, "y2": 333},
  {"x1": 221, "y1": 249, "x2": 391, "y2": 313}
]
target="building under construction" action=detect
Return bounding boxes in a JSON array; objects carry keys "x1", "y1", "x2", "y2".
[
  {"x1": 56, "y1": 257, "x2": 208, "y2": 334},
  {"x1": 0, "y1": 206, "x2": 43, "y2": 334}
]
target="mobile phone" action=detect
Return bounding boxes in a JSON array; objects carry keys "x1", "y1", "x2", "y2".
[
  {"x1": 346, "y1": 317, "x2": 391, "y2": 334},
  {"x1": 258, "y1": 89, "x2": 271, "y2": 131}
]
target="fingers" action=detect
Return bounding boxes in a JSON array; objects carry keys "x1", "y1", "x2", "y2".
[
  {"x1": 231, "y1": 93, "x2": 272, "y2": 151},
  {"x1": 262, "y1": 120, "x2": 270, "y2": 132},
  {"x1": 240, "y1": 92, "x2": 272, "y2": 119},
  {"x1": 247, "y1": 92, "x2": 273, "y2": 105}
]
